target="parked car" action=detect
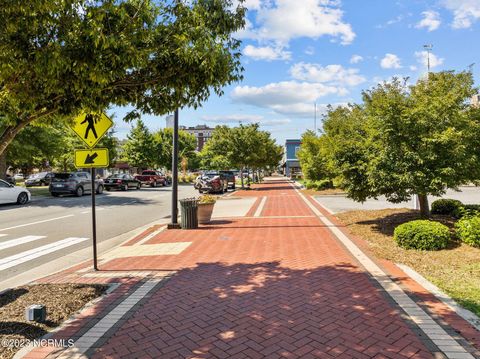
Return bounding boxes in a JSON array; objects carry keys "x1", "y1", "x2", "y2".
[
  {"x1": 13, "y1": 173, "x2": 24, "y2": 180},
  {"x1": 0, "y1": 179, "x2": 31, "y2": 205},
  {"x1": 5, "y1": 174, "x2": 15, "y2": 185},
  {"x1": 25, "y1": 172, "x2": 54, "y2": 187},
  {"x1": 134, "y1": 170, "x2": 166, "y2": 187},
  {"x1": 194, "y1": 171, "x2": 228, "y2": 194},
  {"x1": 219, "y1": 170, "x2": 236, "y2": 189},
  {"x1": 49, "y1": 172, "x2": 104, "y2": 197},
  {"x1": 104, "y1": 174, "x2": 141, "y2": 191}
]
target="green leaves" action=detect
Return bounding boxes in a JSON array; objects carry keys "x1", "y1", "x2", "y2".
[
  {"x1": 302, "y1": 71, "x2": 480, "y2": 214},
  {"x1": 0, "y1": 0, "x2": 246, "y2": 156},
  {"x1": 199, "y1": 124, "x2": 282, "y2": 172}
]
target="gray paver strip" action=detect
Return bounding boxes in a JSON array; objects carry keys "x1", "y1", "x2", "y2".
[
  {"x1": 293, "y1": 183, "x2": 476, "y2": 359},
  {"x1": 54, "y1": 278, "x2": 166, "y2": 358}
]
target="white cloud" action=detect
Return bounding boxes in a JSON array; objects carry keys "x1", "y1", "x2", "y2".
[
  {"x1": 231, "y1": 81, "x2": 348, "y2": 118},
  {"x1": 243, "y1": 45, "x2": 291, "y2": 61},
  {"x1": 376, "y1": 15, "x2": 404, "y2": 29},
  {"x1": 350, "y1": 55, "x2": 363, "y2": 64},
  {"x1": 202, "y1": 114, "x2": 291, "y2": 126},
  {"x1": 415, "y1": 51, "x2": 444, "y2": 69},
  {"x1": 289, "y1": 62, "x2": 366, "y2": 87},
  {"x1": 305, "y1": 46, "x2": 315, "y2": 55},
  {"x1": 410, "y1": 65, "x2": 418, "y2": 71},
  {"x1": 442, "y1": 0, "x2": 480, "y2": 28},
  {"x1": 237, "y1": 0, "x2": 355, "y2": 45},
  {"x1": 380, "y1": 53, "x2": 402, "y2": 69},
  {"x1": 416, "y1": 10, "x2": 441, "y2": 31}
]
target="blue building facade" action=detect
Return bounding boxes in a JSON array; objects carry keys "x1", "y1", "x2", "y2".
[{"x1": 282, "y1": 139, "x2": 301, "y2": 177}]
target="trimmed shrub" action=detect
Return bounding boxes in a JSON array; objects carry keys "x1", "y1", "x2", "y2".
[
  {"x1": 455, "y1": 216, "x2": 480, "y2": 247},
  {"x1": 305, "y1": 179, "x2": 333, "y2": 191},
  {"x1": 394, "y1": 220, "x2": 450, "y2": 250},
  {"x1": 452, "y1": 204, "x2": 480, "y2": 219},
  {"x1": 431, "y1": 199, "x2": 463, "y2": 215}
]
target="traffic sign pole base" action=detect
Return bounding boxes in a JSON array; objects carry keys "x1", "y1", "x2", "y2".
[{"x1": 167, "y1": 223, "x2": 181, "y2": 230}]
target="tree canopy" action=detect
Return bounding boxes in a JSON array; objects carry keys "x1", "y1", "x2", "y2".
[
  {"x1": 298, "y1": 71, "x2": 480, "y2": 216},
  {"x1": 200, "y1": 124, "x2": 283, "y2": 186},
  {"x1": 0, "y1": 0, "x2": 246, "y2": 159}
]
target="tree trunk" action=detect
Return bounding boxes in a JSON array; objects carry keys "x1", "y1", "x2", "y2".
[
  {"x1": 418, "y1": 194, "x2": 430, "y2": 217},
  {"x1": 240, "y1": 168, "x2": 244, "y2": 189},
  {"x1": 0, "y1": 152, "x2": 7, "y2": 180},
  {"x1": 0, "y1": 121, "x2": 30, "y2": 158}
]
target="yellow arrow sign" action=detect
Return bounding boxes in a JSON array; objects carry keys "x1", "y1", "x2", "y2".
[
  {"x1": 74, "y1": 148, "x2": 110, "y2": 169},
  {"x1": 71, "y1": 112, "x2": 113, "y2": 148}
]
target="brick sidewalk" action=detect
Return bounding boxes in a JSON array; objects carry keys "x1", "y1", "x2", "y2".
[{"x1": 22, "y1": 178, "x2": 479, "y2": 359}]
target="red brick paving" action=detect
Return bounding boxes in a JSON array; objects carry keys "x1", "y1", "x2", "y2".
[
  {"x1": 22, "y1": 179, "x2": 479, "y2": 359},
  {"x1": 89, "y1": 180, "x2": 435, "y2": 358},
  {"x1": 305, "y1": 194, "x2": 480, "y2": 351}
]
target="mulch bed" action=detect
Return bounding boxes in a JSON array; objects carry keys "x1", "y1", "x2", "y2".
[{"x1": 0, "y1": 283, "x2": 107, "y2": 359}]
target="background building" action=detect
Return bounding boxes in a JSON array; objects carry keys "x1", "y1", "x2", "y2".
[
  {"x1": 180, "y1": 125, "x2": 215, "y2": 151},
  {"x1": 165, "y1": 116, "x2": 214, "y2": 151},
  {"x1": 472, "y1": 94, "x2": 480, "y2": 108},
  {"x1": 282, "y1": 139, "x2": 301, "y2": 177}
]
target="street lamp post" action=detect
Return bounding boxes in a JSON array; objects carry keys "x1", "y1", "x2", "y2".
[{"x1": 168, "y1": 109, "x2": 181, "y2": 229}]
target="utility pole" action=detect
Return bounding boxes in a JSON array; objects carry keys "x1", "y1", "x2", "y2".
[
  {"x1": 168, "y1": 109, "x2": 181, "y2": 229},
  {"x1": 424, "y1": 44, "x2": 433, "y2": 74}
]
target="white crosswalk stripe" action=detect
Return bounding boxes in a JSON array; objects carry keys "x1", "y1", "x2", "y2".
[
  {"x1": 0, "y1": 234, "x2": 7, "y2": 238},
  {"x1": 0, "y1": 237, "x2": 89, "y2": 271},
  {"x1": 0, "y1": 235, "x2": 46, "y2": 251}
]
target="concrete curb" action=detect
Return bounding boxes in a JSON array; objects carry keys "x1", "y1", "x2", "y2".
[{"x1": 396, "y1": 263, "x2": 480, "y2": 331}]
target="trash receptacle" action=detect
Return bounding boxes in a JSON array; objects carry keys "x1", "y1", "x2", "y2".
[{"x1": 180, "y1": 198, "x2": 199, "y2": 229}]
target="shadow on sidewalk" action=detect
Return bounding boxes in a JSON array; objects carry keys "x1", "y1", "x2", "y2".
[{"x1": 93, "y1": 261, "x2": 431, "y2": 358}]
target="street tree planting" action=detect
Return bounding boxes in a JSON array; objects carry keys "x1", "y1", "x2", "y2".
[{"x1": 0, "y1": 0, "x2": 246, "y2": 173}]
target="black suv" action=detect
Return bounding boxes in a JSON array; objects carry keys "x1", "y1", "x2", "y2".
[
  {"x1": 219, "y1": 170, "x2": 236, "y2": 189},
  {"x1": 25, "y1": 172, "x2": 54, "y2": 187},
  {"x1": 49, "y1": 172, "x2": 104, "y2": 197}
]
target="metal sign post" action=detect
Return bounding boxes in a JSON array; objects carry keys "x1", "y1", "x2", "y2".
[
  {"x1": 91, "y1": 168, "x2": 98, "y2": 270},
  {"x1": 70, "y1": 112, "x2": 112, "y2": 271},
  {"x1": 168, "y1": 109, "x2": 181, "y2": 229}
]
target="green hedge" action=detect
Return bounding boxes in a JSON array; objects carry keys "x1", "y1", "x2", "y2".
[
  {"x1": 452, "y1": 204, "x2": 480, "y2": 219},
  {"x1": 394, "y1": 220, "x2": 450, "y2": 250},
  {"x1": 455, "y1": 216, "x2": 480, "y2": 247},
  {"x1": 431, "y1": 199, "x2": 463, "y2": 215},
  {"x1": 305, "y1": 179, "x2": 333, "y2": 191}
]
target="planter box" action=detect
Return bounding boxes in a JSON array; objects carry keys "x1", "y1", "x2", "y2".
[{"x1": 198, "y1": 203, "x2": 215, "y2": 224}]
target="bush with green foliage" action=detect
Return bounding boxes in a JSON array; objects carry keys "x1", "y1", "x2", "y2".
[
  {"x1": 431, "y1": 199, "x2": 463, "y2": 215},
  {"x1": 455, "y1": 216, "x2": 480, "y2": 247},
  {"x1": 394, "y1": 220, "x2": 450, "y2": 250},
  {"x1": 305, "y1": 179, "x2": 334, "y2": 191},
  {"x1": 452, "y1": 204, "x2": 480, "y2": 219}
]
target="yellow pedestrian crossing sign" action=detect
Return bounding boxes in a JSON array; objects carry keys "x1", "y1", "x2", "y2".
[
  {"x1": 74, "y1": 148, "x2": 110, "y2": 168},
  {"x1": 71, "y1": 112, "x2": 113, "y2": 148}
]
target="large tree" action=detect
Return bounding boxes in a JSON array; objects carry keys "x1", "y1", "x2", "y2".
[
  {"x1": 297, "y1": 130, "x2": 333, "y2": 182},
  {"x1": 200, "y1": 124, "x2": 283, "y2": 187},
  {"x1": 122, "y1": 120, "x2": 156, "y2": 170},
  {"x1": 324, "y1": 71, "x2": 480, "y2": 217},
  {"x1": 0, "y1": 0, "x2": 246, "y2": 169},
  {"x1": 153, "y1": 128, "x2": 197, "y2": 170}
]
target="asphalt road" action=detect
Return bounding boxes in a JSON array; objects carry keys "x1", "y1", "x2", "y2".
[
  {"x1": 314, "y1": 186, "x2": 480, "y2": 214},
  {"x1": 0, "y1": 184, "x2": 198, "y2": 285}
]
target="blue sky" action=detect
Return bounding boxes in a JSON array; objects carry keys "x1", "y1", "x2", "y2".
[{"x1": 111, "y1": 0, "x2": 480, "y2": 145}]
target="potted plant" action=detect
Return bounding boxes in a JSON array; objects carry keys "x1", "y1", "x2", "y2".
[{"x1": 198, "y1": 194, "x2": 216, "y2": 224}]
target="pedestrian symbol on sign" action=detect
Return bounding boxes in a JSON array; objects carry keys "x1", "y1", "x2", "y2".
[
  {"x1": 81, "y1": 114, "x2": 99, "y2": 139},
  {"x1": 70, "y1": 112, "x2": 113, "y2": 148}
]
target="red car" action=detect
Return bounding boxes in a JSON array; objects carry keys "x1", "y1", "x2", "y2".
[{"x1": 134, "y1": 170, "x2": 166, "y2": 187}]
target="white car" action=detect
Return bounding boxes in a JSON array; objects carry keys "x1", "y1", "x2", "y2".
[{"x1": 0, "y1": 179, "x2": 31, "y2": 205}]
